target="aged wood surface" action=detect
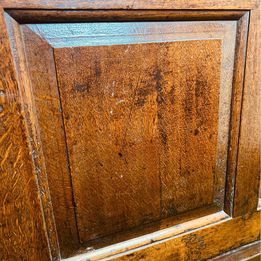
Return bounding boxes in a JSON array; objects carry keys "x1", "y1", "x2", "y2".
[
  {"x1": 210, "y1": 240, "x2": 261, "y2": 260},
  {"x1": 224, "y1": 13, "x2": 249, "y2": 215},
  {"x1": 0, "y1": 0, "x2": 259, "y2": 10},
  {"x1": 63, "y1": 211, "x2": 260, "y2": 261},
  {"x1": 54, "y1": 39, "x2": 222, "y2": 242},
  {"x1": 0, "y1": 9, "x2": 51, "y2": 261},
  {"x1": 233, "y1": 8, "x2": 261, "y2": 216},
  {"x1": 21, "y1": 25, "x2": 79, "y2": 257},
  {"x1": 115, "y1": 212, "x2": 260, "y2": 261},
  {"x1": 6, "y1": 10, "x2": 246, "y2": 24},
  {"x1": 4, "y1": 14, "x2": 60, "y2": 259}
]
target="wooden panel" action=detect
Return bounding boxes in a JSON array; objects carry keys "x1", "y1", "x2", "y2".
[
  {"x1": 0, "y1": 0, "x2": 258, "y2": 10},
  {"x1": 0, "y1": 10, "x2": 51, "y2": 261},
  {"x1": 20, "y1": 25, "x2": 79, "y2": 256},
  {"x1": 12, "y1": 20, "x2": 236, "y2": 250},
  {"x1": 4, "y1": 13, "x2": 60, "y2": 259},
  {"x1": 114, "y1": 212, "x2": 260, "y2": 261},
  {"x1": 224, "y1": 13, "x2": 249, "y2": 215},
  {"x1": 54, "y1": 39, "x2": 221, "y2": 242},
  {"x1": 62, "y1": 211, "x2": 260, "y2": 261},
  {"x1": 233, "y1": 8, "x2": 261, "y2": 216}
]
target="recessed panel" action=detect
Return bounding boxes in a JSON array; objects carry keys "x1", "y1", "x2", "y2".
[
  {"x1": 18, "y1": 20, "x2": 237, "y2": 249},
  {"x1": 54, "y1": 39, "x2": 221, "y2": 241}
]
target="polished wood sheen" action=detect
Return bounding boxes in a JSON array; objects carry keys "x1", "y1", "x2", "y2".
[
  {"x1": 55, "y1": 39, "x2": 221, "y2": 241},
  {"x1": 0, "y1": 3, "x2": 260, "y2": 261}
]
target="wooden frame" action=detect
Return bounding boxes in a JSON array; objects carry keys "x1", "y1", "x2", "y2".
[{"x1": 0, "y1": 2, "x2": 260, "y2": 261}]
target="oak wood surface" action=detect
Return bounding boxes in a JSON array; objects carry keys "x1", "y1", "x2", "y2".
[
  {"x1": 4, "y1": 13, "x2": 60, "y2": 259},
  {"x1": 0, "y1": 3, "x2": 260, "y2": 261},
  {"x1": 115, "y1": 212, "x2": 260, "y2": 261},
  {"x1": 63, "y1": 211, "x2": 260, "y2": 261},
  {"x1": 224, "y1": 13, "x2": 249, "y2": 215},
  {"x1": 0, "y1": 9, "x2": 51, "y2": 261},
  {"x1": 20, "y1": 25, "x2": 80, "y2": 257},
  {"x1": 233, "y1": 8, "x2": 261, "y2": 216},
  {"x1": 54, "y1": 39, "x2": 222, "y2": 242},
  {"x1": 210, "y1": 240, "x2": 260, "y2": 261},
  {"x1": 0, "y1": 0, "x2": 259, "y2": 10}
]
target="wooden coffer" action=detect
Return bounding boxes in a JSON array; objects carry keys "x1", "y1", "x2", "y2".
[{"x1": 0, "y1": 1, "x2": 260, "y2": 261}]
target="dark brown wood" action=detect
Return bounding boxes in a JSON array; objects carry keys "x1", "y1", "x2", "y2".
[
  {"x1": 233, "y1": 8, "x2": 261, "y2": 216},
  {"x1": 210, "y1": 240, "x2": 260, "y2": 261},
  {"x1": 224, "y1": 12, "x2": 249, "y2": 215},
  {"x1": 6, "y1": 10, "x2": 246, "y2": 24},
  {"x1": 0, "y1": 9, "x2": 51, "y2": 261},
  {"x1": 0, "y1": 0, "x2": 259, "y2": 10}
]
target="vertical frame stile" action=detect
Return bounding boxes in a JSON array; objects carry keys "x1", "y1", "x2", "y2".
[
  {"x1": 233, "y1": 8, "x2": 261, "y2": 216},
  {"x1": 0, "y1": 9, "x2": 52, "y2": 261},
  {"x1": 3, "y1": 13, "x2": 60, "y2": 260},
  {"x1": 224, "y1": 12, "x2": 250, "y2": 216}
]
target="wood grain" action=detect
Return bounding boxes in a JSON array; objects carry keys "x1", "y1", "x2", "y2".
[
  {"x1": 4, "y1": 13, "x2": 60, "y2": 260},
  {"x1": 6, "y1": 10, "x2": 246, "y2": 24},
  {"x1": 21, "y1": 25, "x2": 80, "y2": 257},
  {"x1": 54, "y1": 39, "x2": 222, "y2": 242},
  {"x1": 0, "y1": 0, "x2": 259, "y2": 10},
  {"x1": 114, "y1": 212, "x2": 260, "y2": 261},
  {"x1": 0, "y1": 9, "x2": 51, "y2": 261},
  {"x1": 210, "y1": 240, "x2": 260, "y2": 261},
  {"x1": 233, "y1": 8, "x2": 261, "y2": 216},
  {"x1": 62, "y1": 211, "x2": 260, "y2": 261},
  {"x1": 224, "y1": 13, "x2": 249, "y2": 215}
]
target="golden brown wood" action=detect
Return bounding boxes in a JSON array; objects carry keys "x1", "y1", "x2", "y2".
[
  {"x1": 54, "y1": 39, "x2": 221, "y2": 242},
  {"x1": 224, "y1": 12, "x2": 249, "y2": 215},
  {"x1": 233, "y1": 8, "x2": 261, "y2": 216},
  {"x1": 20, "y1": 25, "x2": 80, "y2": 257},
  {"x1": 0, "y1": 9, "x2": 51, "y2": 261},
  {"x1": 62, "y1": 211, "x2": 260, "y2": 261},
  {"x1": 114, "y1": 212, "x2": 260, "y2": 261},
  {"x1": 210, "y1": 240, "x2": 260, "y2": 261},
  {"x1": 1, "y1": 3, "x2": 260, "y2": 261},
  {"x1": 0, "y1": 0, "x2": 259, "y2": 10},
  {"x1": 4, "y1": 13, "x2": 60, "y2": 259}
]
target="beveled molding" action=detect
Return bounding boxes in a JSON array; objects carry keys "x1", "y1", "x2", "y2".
[{"x1": 4, "y1": 9, "x2": 253, "y2": 261}]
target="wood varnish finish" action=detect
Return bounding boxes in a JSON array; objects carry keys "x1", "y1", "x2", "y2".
[
  {"x1": 18, "y1": 20, "x2": 236, "y2": 255},
  {"x1": 0, "y1": 10, "x2": 51, "y2": 261},
  {"x1": 54, "y1": 40, "x2": 221, "y2": 242},
  {"x1": 0, "y1": 3, "x2": 260, "y2": 261}
]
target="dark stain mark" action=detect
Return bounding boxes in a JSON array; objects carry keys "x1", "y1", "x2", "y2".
[
  {"x1": 94, "y1": 60, "x2": 101, "y2": 78},
  {"x1": 74, "y1": 83, "x2": 91, "y2": 93},
  {"x1": 98, "y1": 161, "x2": 103, "y2": 167},
  {"x1": 134, "y1": 97, "x2": 146, "y2": 107},
  {"x1": 154, "y1": 68, "x2": 168, "y2": 147},
  {"x1": 137, "y1": 88, "x2": 152, "y2": 97},
  {"x1": 134, "y1": 88, "x2": 153, "y2": 107},
  {"x1": 118, "y1": 152, "x2": 123, "y2": 157},
  {"x1": 194, "y1": 129, "x2": 199, "y2": 136},
  {"x1": 168, "y1": 202, "x2": 178, "y2": 216}
]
